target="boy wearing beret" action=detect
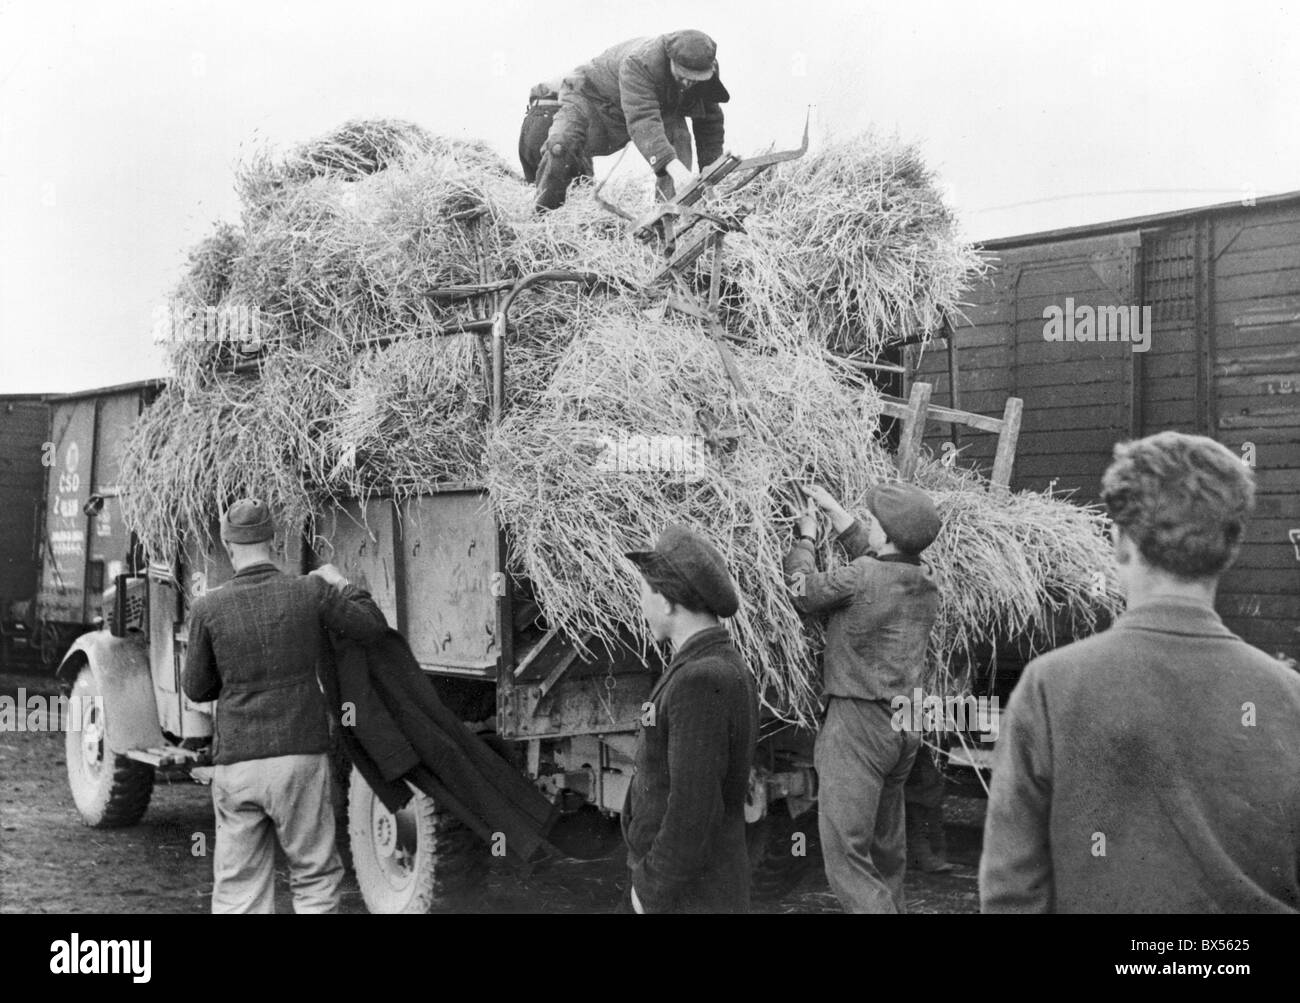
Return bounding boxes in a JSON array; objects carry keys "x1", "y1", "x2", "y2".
[
  {"x1": 621, "y1": 524, "x2": 759, "y2": 913},
  {"x1": 784, "y1": 482, "x2": 942, "y2": 913}
]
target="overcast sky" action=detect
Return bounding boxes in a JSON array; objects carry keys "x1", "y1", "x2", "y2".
[{"x1": 1, "y1": 0, "x2": 1296, "y2": 394}]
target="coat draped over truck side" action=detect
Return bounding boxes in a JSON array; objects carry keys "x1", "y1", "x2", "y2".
[{"x1": 322, "y1": 626, "x2": 559, "y2": 871}]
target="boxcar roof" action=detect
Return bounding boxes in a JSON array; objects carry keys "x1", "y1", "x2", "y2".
[{"x1": 980, "y1": 189, "x2": 1300, "y2": 251}]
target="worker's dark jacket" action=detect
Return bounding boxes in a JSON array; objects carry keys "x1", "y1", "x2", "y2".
[
  {"x1": 621, "y1": 626, "x2": 758, "y2": 912},
  {"x1": 561, "y1": 32, "x2": 729, "y2": 172},
  {"x1": 323, "y1": 626, "x2": 558, "y2": 869},
  {"x1": 182, "y1": 562, "x2": 387, "y2": 765},
  {"x1": 981, "y1": 597, "x2": 1300, "y2": 913},
  {"x1": 783, "y1": 519, "x2": 939, "y2": 701}
]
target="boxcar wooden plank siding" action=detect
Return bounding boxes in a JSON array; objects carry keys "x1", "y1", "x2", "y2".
[
  {"x1": 1226, "y1": 570, "x2": 1300, "y2": 597},
  {"x1": 0, "y1": 397, "x2": 51, "y2": 605},
  {"x1": 1215, "y1": 217, "x2": 1300, "y2": 255},
  {"x1": 1142, "y1": 349, "x2": 1198, "y2": 381},
  {"x1": 954, "y1": 338, "x2": 1135, "y2": 369},
  {"x1": 1219, "y1": 595, "x2": 1299, "y2": 620},
  {"x1": 940, "y1": 361, "x2": 1129, "y2": 392},
  {"x1": 1141, "y1": 399, "x2": 1198, "y2": 430},
  {"x1": 1216, "y1": 245, "x2": 1300, "y2": 279},
  {"x1": 911, "y1": 193, "x2": 1300, "y2": 662},
  {"x1": 1216, "y1": 323, "x2": 1300, "y2": 354},
  {"x1": 1215, "y1": 267, "x2": 1300, "y2": 304}
]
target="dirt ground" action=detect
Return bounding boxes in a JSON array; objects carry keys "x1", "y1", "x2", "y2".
[{"x1": 0, "y1": 667, "x2": 984, "y2": 914}]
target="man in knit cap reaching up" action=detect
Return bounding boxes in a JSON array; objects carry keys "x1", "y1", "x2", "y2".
[{"x1": 784, "y1": 482, "x2": 943, "y2": 913}]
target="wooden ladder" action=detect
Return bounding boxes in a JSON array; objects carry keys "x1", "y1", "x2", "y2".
[{"x1": 882, "y1": 382, "x2": 1024, "y2": 488}]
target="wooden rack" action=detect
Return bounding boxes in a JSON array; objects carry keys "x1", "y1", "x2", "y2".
[{"x1": 882, "y1": 381, "x2": 1023, "y2": 488}]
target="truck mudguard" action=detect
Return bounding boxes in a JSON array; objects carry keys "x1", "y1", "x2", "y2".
[{"x1": 57, "y1": 631, "x2": 165, "y2": 754}]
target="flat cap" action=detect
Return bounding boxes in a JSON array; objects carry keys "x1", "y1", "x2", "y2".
[
  {"x1": 865, "y1": 483, "x2": 941, "y2": 555},
  {"x1": 666, "y1": 29, "x2": 718, "y2": 81},
  {"x1": 626, "y1": 523, "x2": 739, "y2": 618},
  {"x1": 221, "y1": 497, "x2": 274, "y2": 544}
]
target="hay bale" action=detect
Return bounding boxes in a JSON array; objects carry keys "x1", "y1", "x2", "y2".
[
  {"x1": 235, "y1": 118, "x2": 516, "y2": 223},
  {"x1": 716, "y1": 133, "x2": 987, "y2": 356},
  {"x1": 325, "y1": 332, "x2": 490, "y2": 493},
  {"x1": 121, "y1": 335, "x2": 352, "y2": 558},
  {"x1": 175, "y1": 221, "x2": 245, "y2": 308},
  {"x1": 286, "y1": 118, "x2": 441, "y2": 180}
]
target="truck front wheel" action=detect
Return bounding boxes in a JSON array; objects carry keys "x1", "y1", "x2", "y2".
[
  {"x1": 65, "y1": 664, "x2": 154, "y2": 827},
  {"x1": 347, "y1": 766, "x2": 488, "y2": 913}
]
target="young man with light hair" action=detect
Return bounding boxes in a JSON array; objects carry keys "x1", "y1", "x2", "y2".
[{"x1": 981, "y1": 431, "x2": 1300, "y2": 913}]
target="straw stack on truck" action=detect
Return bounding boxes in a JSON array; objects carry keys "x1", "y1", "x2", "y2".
[{"x1": 56, "y1": 119, "x2": 1123, "y2": 912}]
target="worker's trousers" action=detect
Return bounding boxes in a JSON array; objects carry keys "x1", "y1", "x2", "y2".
[
  {"x1": 533, "y1": 90, "x2": 692, "y2": 210},
  {"x1": 211, "y1": 752, "x2": 343, "y2": 914},
  {"x1": 816, "y1": 697, "x2": 921, "y2": 913}
]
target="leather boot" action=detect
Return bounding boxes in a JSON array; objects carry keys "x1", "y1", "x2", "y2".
[{"x1": 534, "y1": 144, "x2": 576, "y2": 212}]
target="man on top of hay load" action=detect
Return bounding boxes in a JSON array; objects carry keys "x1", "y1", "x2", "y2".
[
  {"x1": 182, "y1": 498, "x2": 388, "y2": 914},
  {"x1": 622, "y1": 525, "x2": 759, "y2": 913},
  {"x1": 784, "y1": 482, "x2": 942, "y2": 913},
  {"x1": 521, "y1": 29, "x2": 729, "y2": 211},
  {"x1": 981, "y1": 432, "x2": 1300, "y2": 913}
]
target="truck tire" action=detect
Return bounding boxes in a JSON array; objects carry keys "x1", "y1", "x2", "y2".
[
  {"x1": 347, "y1": 766, "x2": 489, "y2": 914},
  {"x1": 747, "y1": 802, "x2": 820, "y2": 900},
  {"x1": 65, "y1": 664, "x2": 154, "y2": 827}
]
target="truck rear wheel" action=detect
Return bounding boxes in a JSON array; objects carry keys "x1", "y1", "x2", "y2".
[
  {"x1": 65, "y1": 664, "x2": 154, "y2": 827},
  {"x1": 347, "y1": 766, "x2": 489, "y2": 913}
]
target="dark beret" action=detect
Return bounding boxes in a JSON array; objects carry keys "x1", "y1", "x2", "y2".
[
  {"x1": 865, "y1": 483, "x2": 941, "y2": 554},
  {"x1": 626, "y1": 523, "x2": 740, "y2": 618}
]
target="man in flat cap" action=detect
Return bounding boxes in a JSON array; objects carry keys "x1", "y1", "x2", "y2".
[
  {"x1": 522, "y1": 29, "x2": 729, "y2": 211},
  {"x1": 783, "y1": 482, "x2": 943, "y2": 913},
  {"x1": 621, "y1": 524, "x2": 758, "y2": 913},
  {"x1": 182, "y1": 498, "x2": 388, "y2": 913}
]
